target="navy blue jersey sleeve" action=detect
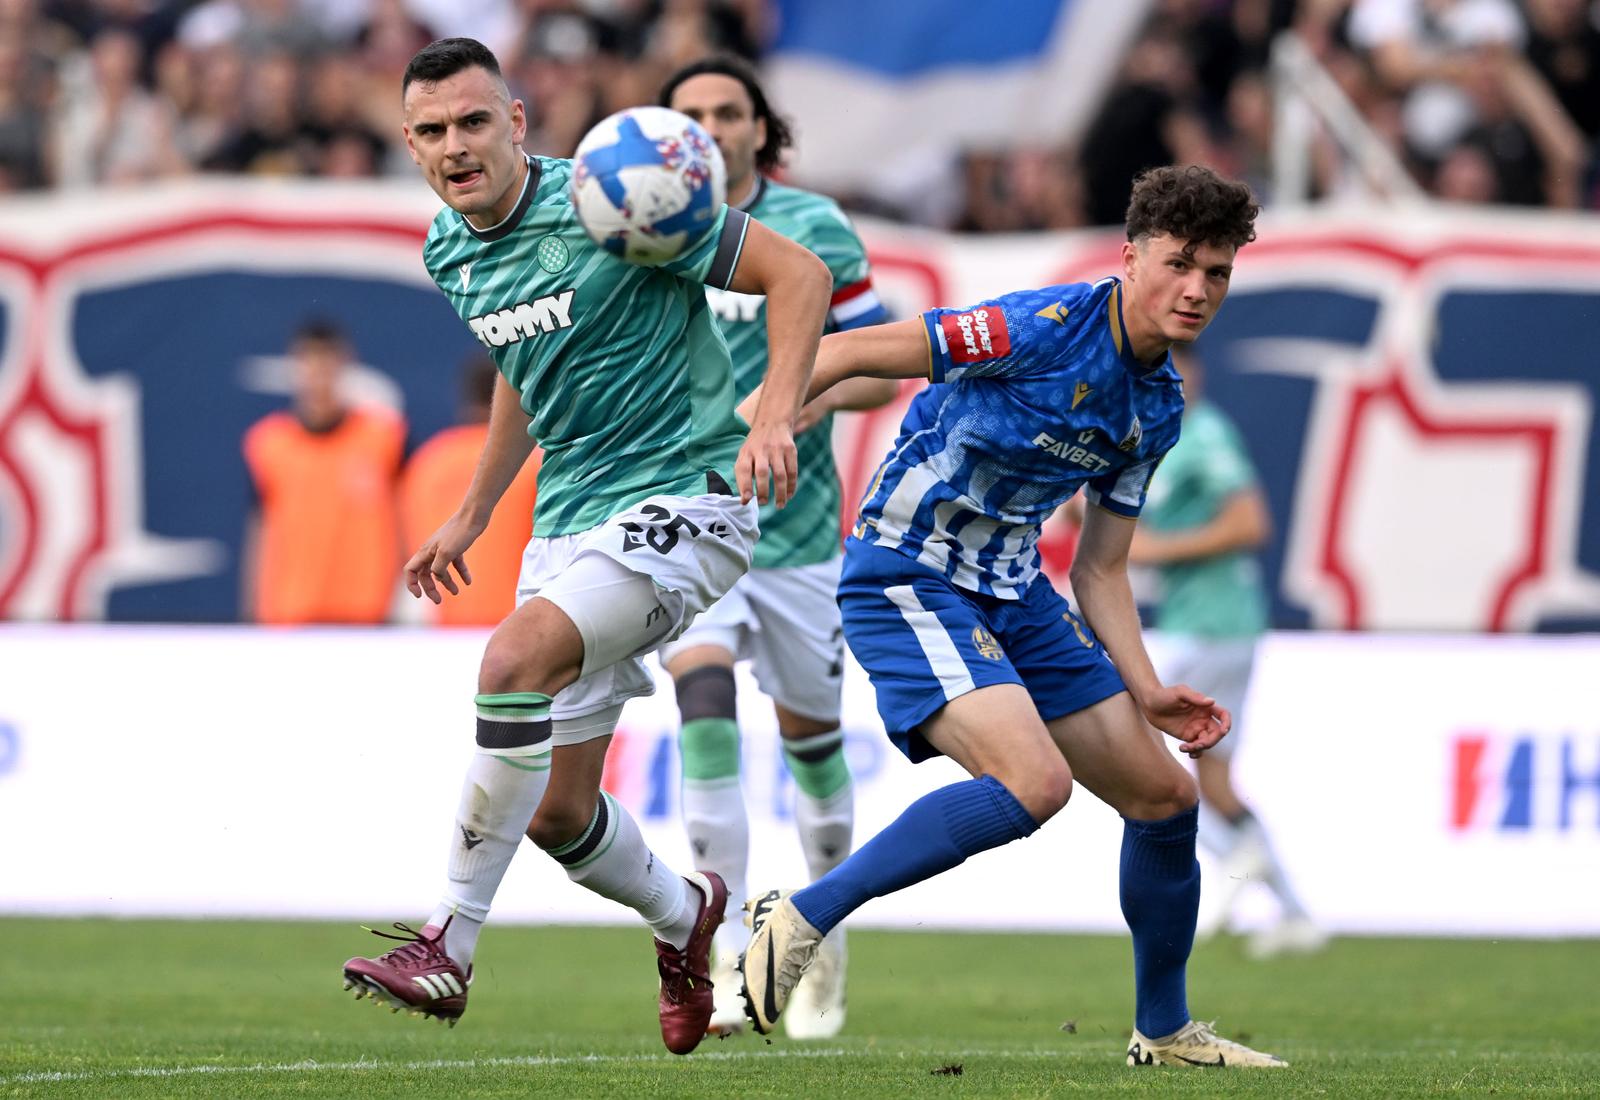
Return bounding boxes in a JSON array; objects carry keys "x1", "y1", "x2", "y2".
[
  {"x1": 1084, "y1": 454, "x2": 1165, "y2": 518},
  {"x1": 667, "y1": 205, "x2": 749, "y2": 290},
  {"x1": 922, "y1": 283, "x2": 1091, "y2": 384}
]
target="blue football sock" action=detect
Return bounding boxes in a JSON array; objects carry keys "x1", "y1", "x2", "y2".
[
  {"x1": 791, "y1": 774, "x2": 1037, "y2": 935},
  {"x1": 1120, "y1": 805, "x2": 1200, "y2": 1039}
]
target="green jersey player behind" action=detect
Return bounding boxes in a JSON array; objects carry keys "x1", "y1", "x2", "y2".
[
  {"x1": 1131, "y1": 350, "x2": 1322, "y2": 959},
  {"x1": 339, "y1": 38, "x2": 834, "y2": 1059},
  {"x1": 655, "y1": 55, "x2": 897, "y2": 1041}
]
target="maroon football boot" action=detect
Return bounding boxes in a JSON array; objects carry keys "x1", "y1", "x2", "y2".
[
  {"x1": 654, "y1": 872, "x2": 728, "y2": 1055},
  {"x1": 342, "y1": 918, "x2": 471, "y2": 1026}
]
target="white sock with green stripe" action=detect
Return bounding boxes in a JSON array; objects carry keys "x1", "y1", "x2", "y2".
[
  {"x1": 546, "y1": 791, "x2": 700, "y2": 950},
  {"x1": 429, "y1": 692, "x2": 552, "y2": 968},
  {"x1": 784, "y1": 728, "x2": 855, "y2": 881}
]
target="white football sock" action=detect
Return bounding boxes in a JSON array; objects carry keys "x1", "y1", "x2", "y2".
[
  {"x1": 431, "y1": 748, "x2": 551, "y2": 968},
  {"x1": 552, "y1": 792, "x2": 700, "y2": 949},
  {"x1": 682, "y1": 775, "x2": 749, "y2": 960},
  {"x1": 1236, "y1": 815, "x2": 1311, "y2": 921},
  {"x1": 795, "y1": 778, "x2": 854, "y2": 882}
]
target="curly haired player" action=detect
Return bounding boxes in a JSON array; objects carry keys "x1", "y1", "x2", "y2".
[{"x1": 739, "y1": 165, "x2": 1288, "y2": 1069}]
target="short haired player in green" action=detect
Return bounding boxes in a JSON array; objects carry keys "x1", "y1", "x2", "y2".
[{"x1": 340, "y1": 37, "x2": 833, "y2": 1057}]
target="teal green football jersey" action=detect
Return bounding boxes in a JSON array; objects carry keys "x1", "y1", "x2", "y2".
[
  {"x1": 1141, "y1": 402, "x2": 1268, "y2": 637},
  {"x1": 423, "y1": 155, "x2": 752, "y2": 537},
  {"x1": 703, "y1": 178, "x2": 887, "y2": 568}
]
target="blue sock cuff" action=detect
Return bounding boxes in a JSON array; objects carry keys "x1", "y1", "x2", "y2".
[
  {"x1": 977, "y1": 774, "x2": 1040, "y2": 840},
  {"x1": 1123, "y1": 804, "x2": 1198, "y2": 843},
  {"x1": 1122, "y1": 805, "x2": 1199, "y2": 877}
]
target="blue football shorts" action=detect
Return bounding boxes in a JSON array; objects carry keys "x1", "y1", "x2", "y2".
[{"x1": 839, "y1": 543, "x2": 1127, "y2": 763}]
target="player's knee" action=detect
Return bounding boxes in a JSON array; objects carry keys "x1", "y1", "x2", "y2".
[
  {"x1": 478, "y1": 637, "x2": 533, "y2": 696},
  {"x1": 1140, "y1": 768, "x2": 1199, "y2": 820},
  {"x1": 479, "y1": 607, "x2": 584, "y2": 697},
  {"x1": 479, "y1": 634, "x2": 572, "y2": 697},
  {"x1": 1004, "y1": 758, "x2": 1073, "y2": 823},
  {"x1": 675, "y1": 664, "x2": 736, "y2": 722}
]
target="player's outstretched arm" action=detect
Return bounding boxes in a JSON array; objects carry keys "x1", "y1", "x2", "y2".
[
  {"x1": 810, "y1": 319, "x2": 932, "y2": 400},
  {"x1": 405, "y1": 373, "x2": 536, "y2": 604},
  {"x1": 793, "y1": 374, "x2": 901, "y2": 434},
  {"x1": 737, "y1": 318, "x2": 930, "y2": 427},
  {"x1": 725, "y1": 219, "x2": 831, "y2": 507},
  {"x1": 1071, "y1": 504, "x2": 1231, "y2": 755}
]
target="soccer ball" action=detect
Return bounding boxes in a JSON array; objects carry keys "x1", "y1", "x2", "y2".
[{"x1": 570, "y1": 106, "x2": 727, "y2": 266}]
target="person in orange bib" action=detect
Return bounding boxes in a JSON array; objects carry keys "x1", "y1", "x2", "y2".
[
  {"x1": 401, "y1": 357, "x2": 540, "y2": 626},
  {"x1": 242, "y1": 318, "x2": 405, "y2": 624}
]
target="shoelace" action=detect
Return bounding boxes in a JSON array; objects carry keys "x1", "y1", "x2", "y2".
[
  {"x1": 366, "y1": 920, "x2": 449, "y2": 965},
  {"x1": 656, "y1": 948, "x2": 706, "y2": 1005},
  {"x1": 1180, "y1": 1020, "x2": 1234, "y2": 1047}
]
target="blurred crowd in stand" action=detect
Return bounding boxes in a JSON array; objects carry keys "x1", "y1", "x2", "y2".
[
  {"x1": 0, "y1": 0, "x2": 765, "y2": 190},
  {"x1": 948, "y1": 0, "x2": 1600, "y2": 229},
  {"x1": 2, "y1": 0, "x2": 1596, "y2": 223}
]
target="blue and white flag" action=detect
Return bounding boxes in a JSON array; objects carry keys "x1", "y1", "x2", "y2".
[{"x1": 766, "y1": 0, "x2": 1155, "y2": 195}]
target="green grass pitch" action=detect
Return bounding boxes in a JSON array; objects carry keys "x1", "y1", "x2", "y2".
[{"x1": 3, "y1": 917, "x2": 1596, "y2": 1097}]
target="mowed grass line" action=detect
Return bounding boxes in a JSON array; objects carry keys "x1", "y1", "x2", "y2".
[{"x1": 2, "y1": 918, "x2": 1596, "y2": 1098}]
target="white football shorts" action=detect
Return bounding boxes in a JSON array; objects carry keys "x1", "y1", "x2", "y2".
[
  {"x1": 517, "y1": 489, "x2": 758, "y2": 742},
  {"x1": 1151, "y1": 634, "x2": 1258, "y2": 761},
  {"x1": 661, "y1": 556, "x2": 845, "y2": 724}
]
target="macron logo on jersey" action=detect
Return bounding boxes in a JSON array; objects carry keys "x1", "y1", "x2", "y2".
[
  {"x1": 467, "y1": 289, "x2": 575, "y2": 348},
  {"x1": 941, "y1": 307, "x2": 1011, "y2": 364}
]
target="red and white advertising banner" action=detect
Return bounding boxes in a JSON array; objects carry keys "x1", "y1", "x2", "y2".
[
  {"x1": 2, "y1": 184, "x2": 1599, "y2": 633},
  {"x1": 0, "y1": 627, "x2": 1592, "y2": 935}
]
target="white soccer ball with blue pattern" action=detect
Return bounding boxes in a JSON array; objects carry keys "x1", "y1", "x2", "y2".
[{"x1": 570, "y1": 106, "x2": 727, "y2": 266}]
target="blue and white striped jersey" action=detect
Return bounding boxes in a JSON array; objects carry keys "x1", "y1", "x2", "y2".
[{"x1": 850, "y1": 277, "x2": 1185, "y2": 598}]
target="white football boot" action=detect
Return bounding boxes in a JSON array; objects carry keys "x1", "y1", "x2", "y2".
[
  {"x1": 1246, "y1": 915, "x2": 1328, "y2": 960},
  {"x1": 783, "y1": 927, "x2": 846, "y2": 1039},
  {"x1": 739, "y1": 890, "x2": 822, "y2": 1035},
  {"x1": 1127, "y1": 1019, "x2": 1288, "y2": 1068}
]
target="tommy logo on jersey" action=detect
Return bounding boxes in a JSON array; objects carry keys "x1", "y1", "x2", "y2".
[
  {"x1": 705, "y1": 286, "x2": 764, "y2": 323},
  {"x1": 467, "y1": 289, "x2": 575, "y2": 348},
  {"x1": 940, "y1": 307, "x2": 1011, "y2": 364}
]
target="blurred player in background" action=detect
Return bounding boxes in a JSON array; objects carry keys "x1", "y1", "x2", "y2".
[
  {"x1": 738, "y1": 166, "x2": 1289, "y2": 1068},
  {"x1": 340, "y1": 37, "x2": 833, "y2": 1056},
  {"x1": 1131, "y1": 349, "x2": 1324, "y2": 959},
  {"x1": 241, "y1": 317, "x2": 404, "y2": 625},
  {"x1": 652, "y1": 55, "x2": 896, "y2": 1040},
  {"x1": 400, "y1": 356, "x2": 540, "y2": 627}
]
